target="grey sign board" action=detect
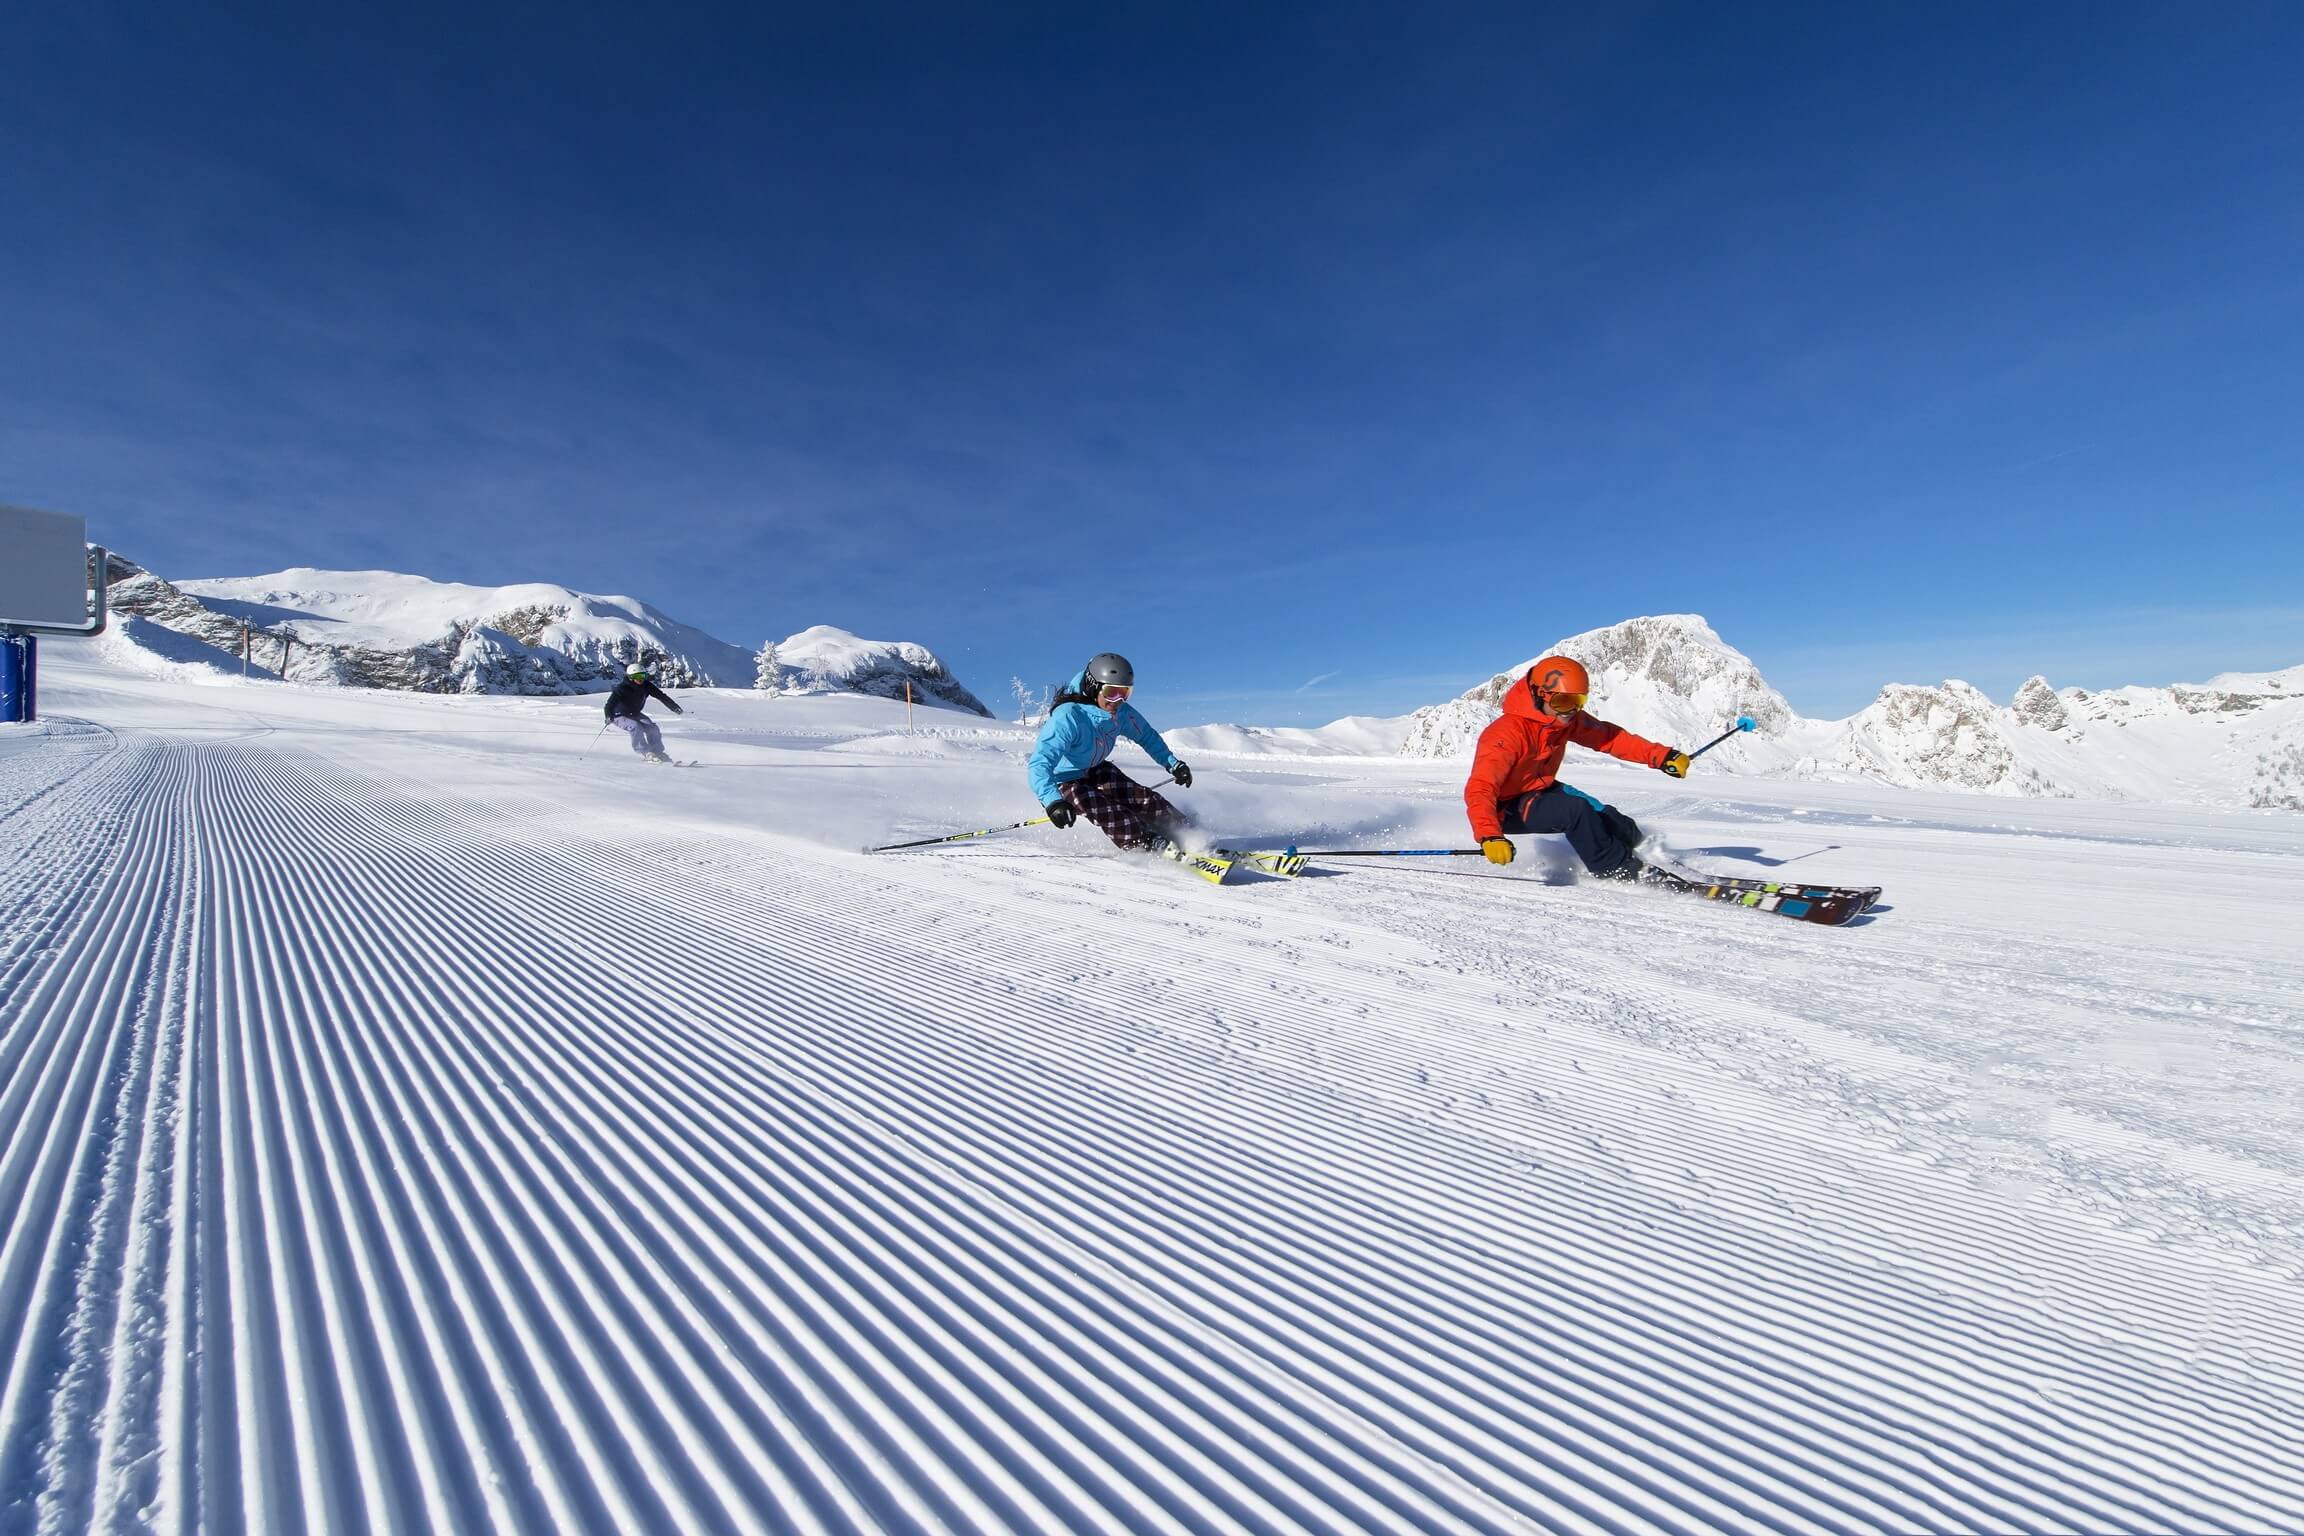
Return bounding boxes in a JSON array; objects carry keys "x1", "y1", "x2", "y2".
[{"x1": 1, "y1": 504, "x2": 91, "y2": 628}]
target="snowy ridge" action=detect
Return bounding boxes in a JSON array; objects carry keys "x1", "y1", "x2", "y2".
[
  {"x1": 771, "y1": 624, "x2": 992, "y2": 717},
  {"x1": 1250, "y1": 614, "x2": 2302, "y2": 809},
  {"x1": 1818, "y1": 665, "x2": 2304, "y2": 804},
  {"x1": 106, "y1": 557, "x2": 989, "y2": 713},
  {"x1": 5, "y1": 639, "x2": 2303, "y2": 1532},
  {"x1": 1164, "y1": 714, "x2": 1416, "y2": 760},
  {"x1": 1821, "y1": 680, "x2": 2069, "y2": 798},
  {"x1": 105, "y1": 557, "x2": 2297, "y2": 801},
  {"x1": 167, "y1": 564, "x2": 757, "y2": 691},
  {"x1": 1397, "y1": 616, "x2": 1802, "y2": 770}
]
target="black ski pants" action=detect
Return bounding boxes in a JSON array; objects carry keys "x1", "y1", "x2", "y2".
[{"x1": 1496, "y1": 784, "x2": 1643, "y2": 876}]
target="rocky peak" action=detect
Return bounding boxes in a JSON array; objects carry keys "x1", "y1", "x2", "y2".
[
  {"x1": 771, "y1": 625, "x2": 991, "y2": 717},
  {"x1": 2010, "y1": 675, "x2": 2076, "y2": 734},
  {"x1": 1400, "y1": 614, "x2": 1796, "y2": 761},
  {"x1": 1829, "y1": 680, "x2": 2068, "y2": 797}
]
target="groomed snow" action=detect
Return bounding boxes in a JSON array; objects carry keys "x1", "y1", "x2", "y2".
[{"x1": 5, "y1": 637, "x2": 2302, "y2": 1534}]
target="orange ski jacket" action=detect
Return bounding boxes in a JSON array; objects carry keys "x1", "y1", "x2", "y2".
[{"x1": 1463, "y1": 672, "x2": 1673, "y2": 841}]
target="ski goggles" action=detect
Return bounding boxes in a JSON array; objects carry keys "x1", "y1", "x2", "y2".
[
  {"x1": 1541, "y1": 692, "x2": 1587, "y2": 713},
  {"x1": 1097, "y1": 684, "x2": 1133, "y2": 703}
]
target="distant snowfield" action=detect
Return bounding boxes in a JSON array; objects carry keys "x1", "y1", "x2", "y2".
[{"x1": 5, "y1": 639, "x2": 2303, "y2": 1535}]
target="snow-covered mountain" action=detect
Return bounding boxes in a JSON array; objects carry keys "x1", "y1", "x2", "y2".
[
  {"x1": 105, "y1": 556, "x2": 990, "y2": 714},
  {"x1": 1397, "y1": 615, "x2": 1806, "y2": 773},
  {"x1": 770, "y1": 624, "x2": 992, "y2": 717},
  {"x1": 161, "y1": 564, "x2": 757, "y2": 692},
  {"x1": 1821, "y1": 665, "x2": 2304, "y2": 806},
  {"x1": 1279, "y1": 613, "x2": 2301, "y2": 809}
]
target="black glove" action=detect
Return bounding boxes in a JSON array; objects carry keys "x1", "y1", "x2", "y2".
[
  {"x1": 670, "y1": 703, "x2": 686, "y2": 715},
  {"x1": 1045, "y1": 801, "x2": 1077, "y2": 829},
  {"x1": 1169, "y1": 761, "x2": 1193, "y2": 788}
]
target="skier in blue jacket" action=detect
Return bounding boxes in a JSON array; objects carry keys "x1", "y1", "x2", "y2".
[{"x1": 1027, "y1": 652, "x2": 1193, "y2": 850}]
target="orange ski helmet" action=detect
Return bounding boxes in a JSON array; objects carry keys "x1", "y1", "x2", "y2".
[{"x1": 1526, "y1": 655, "x2": 1590, "y2": 712}]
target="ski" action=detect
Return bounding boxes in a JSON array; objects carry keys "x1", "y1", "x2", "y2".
[
  {"x1": 1147, "y1": 840, "x2": 1234, "y2": 885},
  {"x1": 1642, "y1": 867, "x2": 1880, "y2": 926},
  {"x1": 1220, "y1": 846, "x2": 1307, "y2": 878},
  {"x1": 1655, "y1": 866, "x2": 1881, "y2": 910}
]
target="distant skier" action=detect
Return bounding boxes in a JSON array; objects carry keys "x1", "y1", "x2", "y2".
[
  {"x1": 605, "y1": 662, "x2": 684, "y2": 762},
  {"x1": 1465, "y1": 655, "x2": 1691, "y2": 879},
  {"x1": 1027, "y1": 652, "x2": 1194, "y2": 850}
]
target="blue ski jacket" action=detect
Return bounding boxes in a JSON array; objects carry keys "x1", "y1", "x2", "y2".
[{"x1": 1027, "y1": 670, "x2": 1182, "y2": 806}]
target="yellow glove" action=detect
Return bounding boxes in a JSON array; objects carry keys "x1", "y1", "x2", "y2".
[
  {"x1": 1660, "y1": 750, "x2": 1692, "y2": 778},
  {"x1": 1481, "y1": 837, "x2": 1516, "y2": 865}
]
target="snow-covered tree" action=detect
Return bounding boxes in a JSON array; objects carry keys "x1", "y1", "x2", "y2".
[
  {"x1": 1011, "y1": 675, "x2": 1049, "y2": 724},
  {"x1": 754, "y1": 640, "x2": 782, "y2": 693}
]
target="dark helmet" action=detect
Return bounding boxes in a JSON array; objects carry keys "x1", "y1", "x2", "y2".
[{"x1": 1084, "y1": 652, "x2": 1134, "y2": 689}]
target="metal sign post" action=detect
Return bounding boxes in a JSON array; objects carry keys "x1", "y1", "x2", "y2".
[{"x1": 0, "y1": 631, "x2": 33, "y2": 722}]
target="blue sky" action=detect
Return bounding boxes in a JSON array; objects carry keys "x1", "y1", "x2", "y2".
[{"x1": 7, "y1": 2, "x2": 2301, "y2": 723}]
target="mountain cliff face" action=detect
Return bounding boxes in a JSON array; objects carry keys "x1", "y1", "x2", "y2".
[
  {"x1": 1398, "y1": 615, "x2": 1801, "y2": 771},
  {"x1": 107, "y1": 557, "x2": 988, "y2": 712},
  {"x1": 1824, "y1": 680, "x2": 2069, "y2": 797},
  {"x1": 1811, "y1": 667, "x2": 2304, "y2": 803},
  {"x1": 164, "y1": 566, "x2": 752, "y2": 692}
]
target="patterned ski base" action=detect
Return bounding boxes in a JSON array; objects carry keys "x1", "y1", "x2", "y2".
[{"x1": 1652, "y1": 868, "x2": 1882, "y2": 926}]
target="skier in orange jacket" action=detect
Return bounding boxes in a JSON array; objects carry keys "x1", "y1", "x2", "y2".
[{"x1": 1464, "y1": 656, "x2": 1693, "y2": 879}]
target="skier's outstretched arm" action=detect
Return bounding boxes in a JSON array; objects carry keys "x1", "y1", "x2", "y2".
[
  {"x1": 1119, "y1": 707, "x2": 1183, "y2": 777},
  {"x1": 1569, "y1": 714, "x2": 1670, "y2": 770}
]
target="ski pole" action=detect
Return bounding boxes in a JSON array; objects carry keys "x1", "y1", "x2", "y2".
[
  {"x1": 1289, "y1": 848, "x2": 1487, "y2": 859},
  {"x1": 1685, "y1": 714, "x2": 1758, "y2": 763},
  {"x1": 583, "y1": 722, "x2": 610, "y2": 757},
  {"x1": 866, "y1": 817, "x2": 1052, "y2": 853},
  {"x1": 864, "y1": 774, "x2": 1176, "y2": 855}
]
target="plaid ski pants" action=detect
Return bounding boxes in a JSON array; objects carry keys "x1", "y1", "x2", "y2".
[{"x1": 1060, "y1": 762, "x2": 1184, "y2": 850}]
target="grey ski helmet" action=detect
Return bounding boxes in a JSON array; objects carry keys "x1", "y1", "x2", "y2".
[{"x1": 1084, "y1": 652, "x2": 1134, "y2": 689}]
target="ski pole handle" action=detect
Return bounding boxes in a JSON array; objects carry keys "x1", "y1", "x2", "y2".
[{"x1": 1685, "y1": 714, "x2": 1758, "y2": 763}]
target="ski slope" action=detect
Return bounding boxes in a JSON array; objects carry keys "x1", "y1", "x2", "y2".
[{"x1": 5, "y1": 640, "x2": 2303, "y2": 1535}]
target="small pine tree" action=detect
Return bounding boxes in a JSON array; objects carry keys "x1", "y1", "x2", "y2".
[{"x1": 754, "y1": 640, "x2": 781, "y2": 693}]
